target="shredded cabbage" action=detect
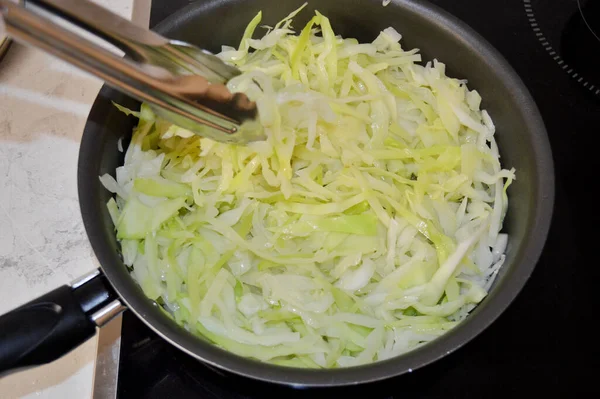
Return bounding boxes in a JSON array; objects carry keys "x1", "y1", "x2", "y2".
[{"x1": 100, "y1": 6, "x2": 515, "y2": 368}]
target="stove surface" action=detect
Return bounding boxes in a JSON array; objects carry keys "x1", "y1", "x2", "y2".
[{"x1": 107, "y1": 0, "x2": 598, "y2": 397}]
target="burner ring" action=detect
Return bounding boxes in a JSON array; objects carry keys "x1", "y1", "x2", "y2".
[
  {"x1": 578, "y1": 0, "x2": 600, "y2": 43},
  {"x1": 524, "y1": 0, "x2": 600, "y2": 96}
]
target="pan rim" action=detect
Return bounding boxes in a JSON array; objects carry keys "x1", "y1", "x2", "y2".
[{"x1": 78, "y1": 0, "x2": 555, "y2": 387}]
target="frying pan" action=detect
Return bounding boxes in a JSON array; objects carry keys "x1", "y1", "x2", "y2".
[{"x1": 0, "y1": 0, "x2": 554, "y2": 387}]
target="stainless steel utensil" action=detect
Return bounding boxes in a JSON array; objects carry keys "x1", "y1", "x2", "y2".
[{"x1": 0, "y1": 0, "x2": 264, "y2": 144}]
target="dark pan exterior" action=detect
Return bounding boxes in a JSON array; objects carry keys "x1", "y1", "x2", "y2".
[{"x1": 78, "y1": 0, "x2": 554, "y2": 386}]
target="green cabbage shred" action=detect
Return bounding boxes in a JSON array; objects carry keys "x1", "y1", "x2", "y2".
[{"x1": 100, "y1": 5, "x2": 515, "y2": 368}]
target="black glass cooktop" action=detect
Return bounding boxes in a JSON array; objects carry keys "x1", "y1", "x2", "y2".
[{"x1": 116, "y1": 0, "x2": 599, "y2": 397}]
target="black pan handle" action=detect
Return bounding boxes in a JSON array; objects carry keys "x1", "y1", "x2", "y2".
[{"x1": 0, "y1": 269, "x2": 125, "y2": 376}]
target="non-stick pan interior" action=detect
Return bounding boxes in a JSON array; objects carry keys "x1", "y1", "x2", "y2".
[{"x1": 78, "y1": 0, "x2": 553, "y2": 386}]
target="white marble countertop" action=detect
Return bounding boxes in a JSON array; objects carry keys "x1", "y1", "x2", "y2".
[{"x1": 0, "y1": 1, "x2": 149, "y2": 397}]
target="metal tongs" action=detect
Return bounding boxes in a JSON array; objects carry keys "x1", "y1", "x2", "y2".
[{"x1": 0, "y1": 0, "x2": 264, "y2": 144}]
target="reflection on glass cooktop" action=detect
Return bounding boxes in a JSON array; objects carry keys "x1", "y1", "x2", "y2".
[{"x1": 113, "y1": 0, "x2": 598, "y2": 397}]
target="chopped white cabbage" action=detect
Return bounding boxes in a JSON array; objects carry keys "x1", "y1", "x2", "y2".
[{"x1": 100, "y1": 7, "x2": 515, "y2": 368}]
